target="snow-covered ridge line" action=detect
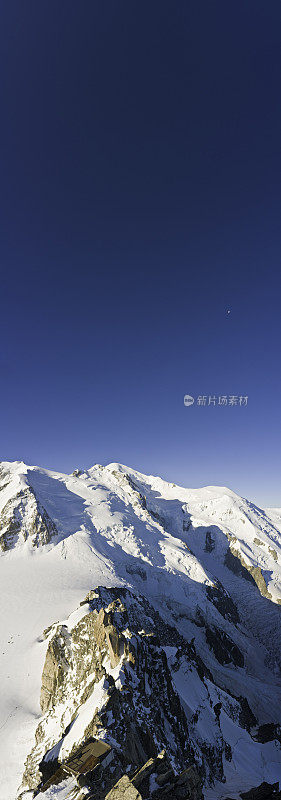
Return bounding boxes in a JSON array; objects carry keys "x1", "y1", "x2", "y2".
[{"x1": 0, "y1": 459, "x2": 280, "y2": 800}]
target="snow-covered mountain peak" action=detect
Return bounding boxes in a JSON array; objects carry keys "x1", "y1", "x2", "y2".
[{"x1": 0, "y1": 460, "x2": 281, "y2": 800}]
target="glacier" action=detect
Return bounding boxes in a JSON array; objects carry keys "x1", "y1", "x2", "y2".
[{"x1": 0, "y1": 460, "x2": 280, "y2": 800}]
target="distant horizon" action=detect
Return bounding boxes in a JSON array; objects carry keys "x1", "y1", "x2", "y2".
[{"x1": 1, "y1": 453, "x2": 279, "y2": 510}]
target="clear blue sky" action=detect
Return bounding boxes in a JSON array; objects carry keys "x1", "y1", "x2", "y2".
[{"x1": 0, "y1": 2, "x2": 280, "y2": 505}]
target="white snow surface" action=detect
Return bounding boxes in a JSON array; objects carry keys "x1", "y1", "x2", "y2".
[{"x1": 0, "y1": 460, "x2": 281, "y2": 800}]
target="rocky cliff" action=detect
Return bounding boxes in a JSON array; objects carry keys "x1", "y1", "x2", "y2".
[
  {"x1": 19, "y1": 587, "x2": 281, "y2": 800},
  {"x1": 0, "y1": 460, "x2": 281, "y2": 800}
]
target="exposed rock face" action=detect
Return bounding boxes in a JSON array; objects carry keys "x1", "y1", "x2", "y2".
[
  {"x1": 19, "y1": 588, "x2": 206, "y2": 799},
  {"x1": 1, "y1": 461, "x2": 281, "y2": 800},
  {"x1": 105, "y1": 776, "x2": 142, "y2": 800},
  {"x1": 19, "y1": 585, "x2": 279, "y2": 800},
  {"x1": 92, "y1": 608, "x2": 120, "y2": 668},
  {"x1": 40, "y1": 628, "x2": 71, "y2": 714},
  {"x1": 240, "y1": 782, "x2": 281, "y2": 799},
  {"x1": 206, "y1": 582, "x2": 240, "y2": 623},
  {"x1": 0, "y1": 485, "x2": 57, "y2": 551},
  {"x1": 225, "y1": 543, "x2": 272, "y2": 600},
  {"x1": 104, "y1": 755, "x2": 203, "y2": 800},
  {"x1": 255, "y1": 723, "x2": 281, "y2": 743},
  {"x1": 205, "y1": 531, "x2": 215, "y2": 552},
  {"x1": 268, "y1": 547, "x2": 278, "y2": 563},
  {"x1": 205, "y1": 623, "x2": 244, "y2": 667},
  {"x1": 0, "y1": 465, "x2": 10, "y2": 493}
]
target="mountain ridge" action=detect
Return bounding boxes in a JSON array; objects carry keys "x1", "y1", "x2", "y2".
[{"x1": 0, "y1": 460, "x2": 280, "y2": 800}]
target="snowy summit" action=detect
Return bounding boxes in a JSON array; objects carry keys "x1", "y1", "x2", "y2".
[{"x1": 0, "y1": 460, "x2": 281, "y2": 800}]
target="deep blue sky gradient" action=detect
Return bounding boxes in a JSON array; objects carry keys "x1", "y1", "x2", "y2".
[{"x1": 0, "y1": 2, "x2": 280, "y2": 504}]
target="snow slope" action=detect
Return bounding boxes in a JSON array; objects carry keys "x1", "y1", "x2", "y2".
[{"x1": 0, "y1": 460, "x2": 281, "y2": 800}]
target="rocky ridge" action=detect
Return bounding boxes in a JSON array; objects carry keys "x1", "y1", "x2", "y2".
[
  {"x1": 19, "y1": 587, "x2": 281, "y2": 800},
  {"x1": 0, "y1": 460, "x2": 281, "y2": 800}
]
